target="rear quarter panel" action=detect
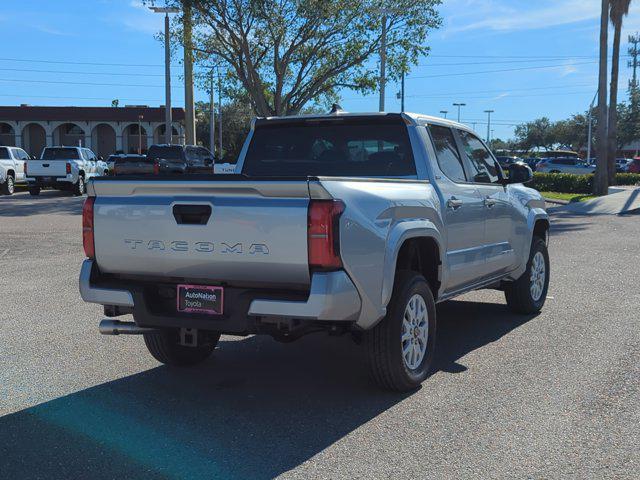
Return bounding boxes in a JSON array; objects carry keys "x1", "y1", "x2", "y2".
[{"x1": 320, "y1": 179, "x2": 443, "y2": 329}]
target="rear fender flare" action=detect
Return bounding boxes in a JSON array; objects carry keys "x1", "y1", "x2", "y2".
[{"x1": 381, "y1": 221, "x2": 444, "y2": 308}]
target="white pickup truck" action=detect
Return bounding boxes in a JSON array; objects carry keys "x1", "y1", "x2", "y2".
[
  {"x1": 26, "y1": 146, "x2": 108, "y2": 196},
  {"x1": 0, "y1": 146, "x2": 30, "y2": 195}
]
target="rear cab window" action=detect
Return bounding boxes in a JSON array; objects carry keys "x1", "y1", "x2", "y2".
[
  {"x1": 0, "y1": 147, "x2": 9, "y2": 159},
  {"x1": 147, "y1": 146, "x2": 184, "y2": 161},
  {"x1": 242, "y1": 117, "x2": 416, "y2": 177},
  {"x1": 41, "y1": 148, "x2": 80, "y2": 160}
]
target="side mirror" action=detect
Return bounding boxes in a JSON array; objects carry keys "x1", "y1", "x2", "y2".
[{"x1": 505, "y1": 162, "x2": 533, "y2": 184}]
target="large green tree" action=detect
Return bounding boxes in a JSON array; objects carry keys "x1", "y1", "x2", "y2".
[
  {"x1": 514, "y1": 117, "x2": 555, "y2": 151},
  {"x1": 173, "y1": 0, "x2": 441, "y2": 116}
]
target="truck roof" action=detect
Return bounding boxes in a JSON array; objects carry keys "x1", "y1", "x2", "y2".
[{"x1": 255, "y1": 111, "x2": 474, "y2": 132}]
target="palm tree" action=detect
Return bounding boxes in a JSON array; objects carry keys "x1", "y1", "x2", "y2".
[
  {"x1": 594, "y1": 0, "x2": 609, "y2": 196},
  {"x1": 607, "y1": 0, "x2": 633, "y2": 184}
]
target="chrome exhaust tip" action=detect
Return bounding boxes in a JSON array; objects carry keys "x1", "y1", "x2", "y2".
[{"x1": 99, "y1": 319, "x2": 157, "y2": 335}]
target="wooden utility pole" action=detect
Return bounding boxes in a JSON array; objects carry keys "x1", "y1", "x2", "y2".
[
  {"x1": 183, "y1": 0, "x2": 196, "y2": 145},
  {"x1": 594, "y1": 0, "x2": 610, "y2": 195}
]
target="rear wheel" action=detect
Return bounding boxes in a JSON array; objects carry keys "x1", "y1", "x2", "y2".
[
  {"x1": 504, "y1": 237, "x2": 550, "y2": 314},
  {"x1": 73, "y1": 175, "x2": 85, "y2": 196},
  {"x1": 365, "y1": 271, "x2": 437, "y2": 392},
  {"x1": 28, "y1": 186, "x2": 40, "y2": 196},
  {"x1": 143, "y1": 328, "x2": 219, "y2": 366},
  {"x1": 1, "y1": 175, "x2": 14, "y2": 195}
]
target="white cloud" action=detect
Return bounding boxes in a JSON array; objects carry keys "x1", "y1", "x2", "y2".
[
  {"x1": 112, "y1": 1, "x2": 162, "y2": 35},
  {"x1": 444, "y1": 0, "x2": 600, "y2": 34}
]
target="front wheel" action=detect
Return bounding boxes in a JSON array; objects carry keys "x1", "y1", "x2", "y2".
[
  {"x1": 1, "y1": 175, "x2": 14, "y2": 195},
  {"x1": 143, "y1": 328, "x2": 219, "y2": 366},
  {"x1": 365, "y1": 271, "x2": 437, "y2": 392},
  {"x1": 504, "y1": 237, "x2": 550, "y2": 314}
]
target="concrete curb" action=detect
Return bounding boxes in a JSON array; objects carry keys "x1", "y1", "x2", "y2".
[{"x1": 544, "y1": 197, "x2": 570, "y2": 205}]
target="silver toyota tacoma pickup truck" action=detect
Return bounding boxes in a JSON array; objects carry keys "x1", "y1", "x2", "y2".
[{"x1": 79, "y1": 112, "x2": 549, "y2": 391}]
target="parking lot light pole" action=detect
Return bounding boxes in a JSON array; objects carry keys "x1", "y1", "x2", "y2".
[
  {"x1": 453, "y1": 103, "x2": 466, "y2": 123},
  {"x1": 484, "y1": 109, "x2": 494, "y2": 143},
  {"x1": 439, "y1": 110, "x2": 448, "y2": 119},
  {"x1": 149, "y1": 6, "x2": 180, "y2": 144}
]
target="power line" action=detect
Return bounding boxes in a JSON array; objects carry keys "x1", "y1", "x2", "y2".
[
  {"x1": 0, "y1": 78, "x2": 184, "y2": 88},
  {"x1": 408, "y1": 61, "x2": 598, "y2": 79},
  {"x1": 0, "y1": 67, "x2": 181, "y2": 78},
  {"x1": 0, "y1": 57, "x2": 182, "y2": 68}
]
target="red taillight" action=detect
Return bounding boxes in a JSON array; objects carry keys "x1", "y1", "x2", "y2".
[
  {"x1": 308, "y1": 200, "x2": 344, "y2": 271},
  {"x1": 153, "y1": 161, "x2": 160, "y2": 175},
  {"x1": 24, "y1": 162, "x2": 27, "y2": 176},
  {"x1": 66, "y1": 162, "x2": 71, "y2": 174},
  {"x1": 82, "y1": 197, "x2": 95, "y2": 259}
]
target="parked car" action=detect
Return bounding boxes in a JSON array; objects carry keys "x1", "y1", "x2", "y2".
[
  {"x1": 628, "y1": 158, "x2": 640, "y2": 174},
  {"x1": 79, "y1": 112, "x2": 550, "y2": 392},
  {"x1": 26, "y1": 146, "x2": 108, "y2": 196},
  {"x1": 524, "y1": 158, "x2": 540, "y2": 171},
  {"x1": 146, "y1": 144, "x2": 215, "y2": 175},
  {"x1": 0, "y1": 146, "x2": 30, "y2": 195},
  {"x1": 495, "y1": 156, "x2": 521, "y2": 170},
  {"x1": 535, "y1": 157, "x2": 596, "y2": 175},
  {"x1": 616, "y1": 158, "x2": 631, "y2": 173},
  {"x1": 113, "y1": 155, "x2": 154, "y2": 176}
]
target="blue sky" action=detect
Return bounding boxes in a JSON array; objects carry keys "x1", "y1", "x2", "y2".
[{"x1": 2, "y1": 0, "x2": 640, "y2": 140}]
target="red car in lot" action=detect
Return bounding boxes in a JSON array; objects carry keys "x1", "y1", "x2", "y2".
[{"x1": 628, "y1": 158, "x2": 640, "y2": 174}]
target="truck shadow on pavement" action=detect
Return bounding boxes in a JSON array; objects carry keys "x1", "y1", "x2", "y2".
[
  {"x1": 0, "y1": 300, "x2": 537, "y2": 480},
  {"x1": 0, "y1": 191, "x2": 84, "y2": 217}
]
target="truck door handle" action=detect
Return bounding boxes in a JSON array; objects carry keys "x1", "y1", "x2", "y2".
[
  {"x1": 173, "y1": 204, "x2": 212, "y2": 225},
  {"x1": 484, "y1": 197, "x2": 497, "y2": 208},
  {"x1": 446, "y1": 197, "x2": 463, "y2": 210},
  {"x1": 42, "y1": 163, "x2": 49, "y2": 167}
]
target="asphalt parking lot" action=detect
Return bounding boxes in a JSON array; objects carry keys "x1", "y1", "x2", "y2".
[{"x1": 1, "y1": 190, "x2": 638, "y2": 479}]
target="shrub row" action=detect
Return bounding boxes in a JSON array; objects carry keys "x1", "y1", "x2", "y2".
[{"x1": 530, "y1": 173, "x2": 640, "y2": 194}]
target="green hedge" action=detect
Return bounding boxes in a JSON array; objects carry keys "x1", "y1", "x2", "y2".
[{"x1": 530, "y1": 173, "x2": 640, "y2": 194}]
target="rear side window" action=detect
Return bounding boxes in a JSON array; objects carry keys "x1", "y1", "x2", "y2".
[
  {"x1": 0, "y1": 147, "x2": 9, "y2": 159},
  {"x1": 456, "y1": 130, "x2": 501, "y2": 184},
  {"x1": 41, "y1": 148, "x2": 80, "y2": 160},
  {"x1": 243, "y1": 119, "x2": 416, "y2": 177},
  {"x1": 427, "y1": 125, "x2": 466, "y2": 183}
]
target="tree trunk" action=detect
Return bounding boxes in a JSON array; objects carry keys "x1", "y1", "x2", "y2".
[
  {"x1": 594, "y1": 0, "x2": 610, "y2": 196},
  {"x1": 608, "y1": 21, "x2": 622, "y2": 185}
]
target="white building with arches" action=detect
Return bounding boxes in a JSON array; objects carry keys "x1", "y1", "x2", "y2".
[{"x1": 0, "y1": 105, "x2": 185, "y2": 158}]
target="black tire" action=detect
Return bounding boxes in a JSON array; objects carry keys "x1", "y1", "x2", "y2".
[
  {"x1": 365, "y1": 271, "x2": 437, "y2": 392},
  {"x1": 504, "y1": 237, "x2": 550, "y2": 314},
  {"x1": 73, "y1": 175, "x2": 85, "y2": 196},
  {"x1": 143, "y1": 328, "x2": 220, "y2": 366},
  {"x1": 28, "y1": 186, "x2": 40, "y2": 196},
  {"x1": 1, "y1": 175, "x2": 14, "y2": 195}
]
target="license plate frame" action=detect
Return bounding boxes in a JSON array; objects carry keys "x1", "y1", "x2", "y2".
[{"x1": 176, "y1": 284, "x2": 224, "y2": 315}]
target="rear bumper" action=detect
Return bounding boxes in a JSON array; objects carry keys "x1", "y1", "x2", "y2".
[
  {"x1": 79, "y1": 259, "x2": 362, "y2": 333},
  {"x1": 26, "y1": 175, "x2": 74, "y2": 187}
]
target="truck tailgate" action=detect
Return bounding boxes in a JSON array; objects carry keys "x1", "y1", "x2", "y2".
[
  {"x1": 27, "y1": 160, "x2": 68, "y2": 177},
  {"x1": 91, "y1": 179, "x2": 315, "y2": 287}
]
